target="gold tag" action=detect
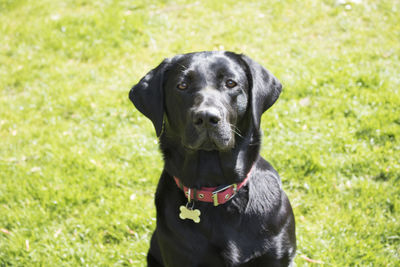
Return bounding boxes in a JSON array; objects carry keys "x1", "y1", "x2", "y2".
[{"x1": 179, "y1": 205, "x2": 201, "y2": 223}]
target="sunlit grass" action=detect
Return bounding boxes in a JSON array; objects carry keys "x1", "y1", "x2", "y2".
[{"x1": 1, "y1": 0, "x2": 399, "y2": 265}]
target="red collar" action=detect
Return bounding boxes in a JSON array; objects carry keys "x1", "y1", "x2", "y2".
[{"x1": 173, "y1": 168, "x2": 252, "y2": 206}]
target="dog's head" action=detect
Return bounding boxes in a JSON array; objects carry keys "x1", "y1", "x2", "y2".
[{"x1": 130, "y1": 51, "x2": 281, "y2": 151}]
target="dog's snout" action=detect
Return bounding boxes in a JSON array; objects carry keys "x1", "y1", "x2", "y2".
[{"x1": 193, "y1": 108, "x2": 221, "y2": 128}]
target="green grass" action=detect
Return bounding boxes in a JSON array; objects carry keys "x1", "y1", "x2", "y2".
[{"x1": 1, "y1": 0, "x2": 399, "y2": 265}]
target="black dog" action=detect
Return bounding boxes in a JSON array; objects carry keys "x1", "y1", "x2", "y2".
[{"x1": 129, "y1": 51, "x2": 296, "y2": 266}]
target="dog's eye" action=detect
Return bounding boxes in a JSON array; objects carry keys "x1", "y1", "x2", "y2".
[
  {"x1": 177, "y1": 82, "x2": 188, "y2": 90},
  {"x1": 225, "y1": 79, "x2": 237, "y2": 88}
]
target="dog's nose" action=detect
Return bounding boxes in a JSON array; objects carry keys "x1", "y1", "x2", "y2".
[{"x1": 193, "y1": 108, "x2": 221, "y2": 128}]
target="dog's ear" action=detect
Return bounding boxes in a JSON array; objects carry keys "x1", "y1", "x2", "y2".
[
  {"x1": 129, "y1": 59, "x2": 170, "y2": 136},
  {"x1": 240, "y1": 54, "x2": 282, "y2": 129}
]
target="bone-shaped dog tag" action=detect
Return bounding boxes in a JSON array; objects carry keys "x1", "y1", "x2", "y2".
[{"x1": 179, "y1": 205, "x2": 201, "y2": 223}]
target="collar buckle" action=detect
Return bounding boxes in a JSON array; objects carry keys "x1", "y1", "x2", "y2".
[{"x1": 212, "y1": 183, "x2": 237, "y2": 206}]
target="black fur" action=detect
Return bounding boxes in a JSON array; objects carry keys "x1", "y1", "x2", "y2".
[{"x1": 129, "y1": 51, "x2": 296, "y2": 266}]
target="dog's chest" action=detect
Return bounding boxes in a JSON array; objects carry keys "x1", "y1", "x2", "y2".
[{"x1": 161, "y1": 198, "x2": 269, "y2": 261}]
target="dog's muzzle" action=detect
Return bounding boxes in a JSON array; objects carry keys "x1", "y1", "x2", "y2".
[{"x1": 184, "y1": 107, "x2": 233, "y2": 151}]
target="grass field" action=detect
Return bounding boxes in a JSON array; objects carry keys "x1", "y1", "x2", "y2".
[{"x1": 1, "y1": 0, "x2": 399, "y2": 265}]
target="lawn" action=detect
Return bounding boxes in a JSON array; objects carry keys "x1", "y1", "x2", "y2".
[{"x1": 0, "y1": 0, "x2": 399, "y2": 265}]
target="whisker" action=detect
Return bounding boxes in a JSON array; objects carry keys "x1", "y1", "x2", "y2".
[
  {"x1": 177, "y1": 63, "x2": 188, "y2": 71},
  {"x1": 230, "y1": 124, "x2": 243, "y2": 138},
  {"x1": 249, "y1": 141, "x2": 261, "y2": 146}
]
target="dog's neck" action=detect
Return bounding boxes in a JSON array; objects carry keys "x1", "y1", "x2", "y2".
[{"x1": 159, "y1": 125, "x2": 260, "y2": 188}]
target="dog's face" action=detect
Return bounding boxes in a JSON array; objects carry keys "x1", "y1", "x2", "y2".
[
  {"x1": 130, "y1": 51, "x2": 282, "y2": 151},
  {"x1": 163, "y1": 53, "x2": 249, "y2": 151}
]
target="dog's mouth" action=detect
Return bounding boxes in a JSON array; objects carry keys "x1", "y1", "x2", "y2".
[
  {"x1": 190, "y1": 142, "x2": 216, "y2": 152},
  {"x1": 183, "y1": 128, "x2": 234, "y2": 152},
  {"x1": 185, "y1": 140, "x2": 227, "y2": 152},
  {"x1": 194, "y1": 138, "x2": 219, "y2": 151}
]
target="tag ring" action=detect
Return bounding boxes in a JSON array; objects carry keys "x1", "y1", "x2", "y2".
[{"x1": 186, "y1": 201, "x2": 195, "y2": 210}]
